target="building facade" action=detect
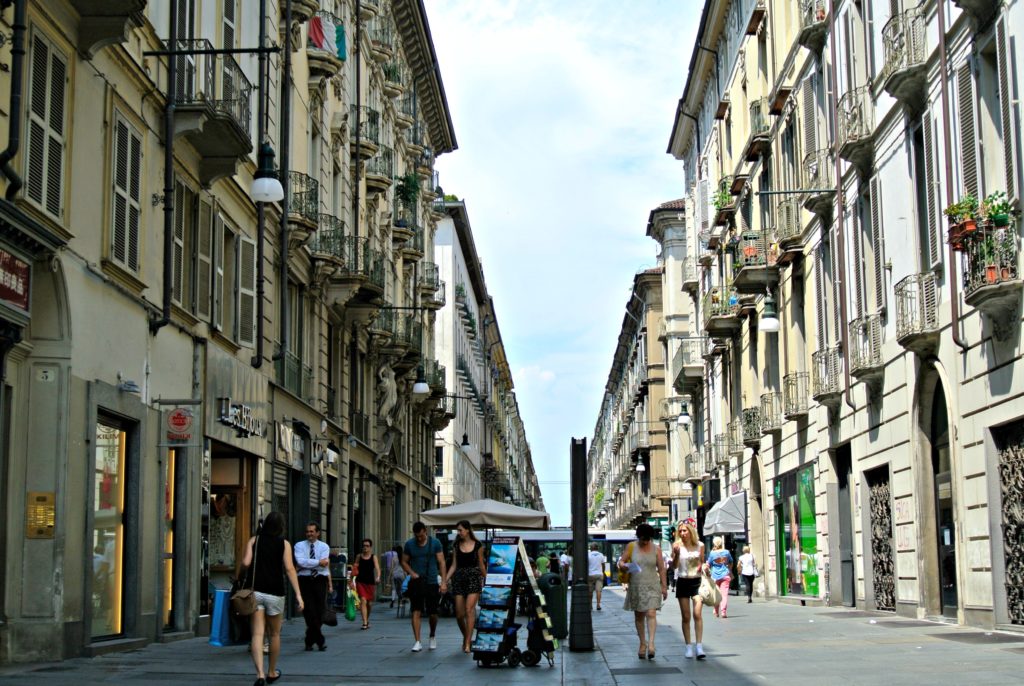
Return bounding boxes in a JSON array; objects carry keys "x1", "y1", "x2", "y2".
[
  {"x1": 663, "y1": 0, "x2": 1023, "y2": 630},
  {"x1": 0, "y1": 0, "x2": 503, "y2": 663}
]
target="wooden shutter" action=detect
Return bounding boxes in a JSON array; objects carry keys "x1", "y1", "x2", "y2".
[
  {"x1": 801, "y1": 73, "x2": 818, "y2": 162},
  {"x1": 172, "y1": 181, "x2": 187, "y2": 305},
  {"x1": 815, "y1": 245, "x2": 827, "y2": 349},
  {"x1": 851, "y1": 202, "x2": 864, "y2": 319},
  {"x1": 922, "y1": 112, "x2": 941, "y2": 270},
  {"x1": 195, "y1": 198, "x2": 213, "y2": 319},
  {"x1": 698, "y1": 178, "x2": 710, "y2": 231},
  {"x1": 111, "y1": 116, "x2": 141, "y2": 272},
  {"x1": 222, "y1": 0, "x2": 235, "y2": 49},
  {"x1": 26, "y1": 32, "x2": 67, "y2": 219},
  {"x1": 995, "y1": 16, "x2": 1019, "y2": 205},
  {"x1": 830, "y1": 224, "x2": 841, "y2": 341},
  {"x1": 869, "y1": 174, "x2": 886, "y2": 312},
  {"x1": 238, "y1": 235, "x2": 257, "y2": 346},
  {"x1": 957, "y1": 63, "x2": 978, "y2": 198},
  {"x1": 212, "y1": 215, "x2": 225, "y2": 331}
]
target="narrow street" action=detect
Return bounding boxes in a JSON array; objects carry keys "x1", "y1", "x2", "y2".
[{"x1": 2, "y1": 588, "x2": 1022, "y2": 685}]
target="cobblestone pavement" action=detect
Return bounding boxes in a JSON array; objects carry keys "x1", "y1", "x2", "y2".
[{"x1": 1, "y1": 587, "x2": 1023, "y2": 685}]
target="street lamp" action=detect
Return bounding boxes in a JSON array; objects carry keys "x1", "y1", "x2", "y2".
[
  {"x1": 635, "y1": 461, "x2": 646, "y2": 473},
  {"x1": 251, "y1": 142, "x2": 284, "y2": 202},
  {"x1": 411, "y1": 365, "x2": 430, "y2": 399},
  {"x1": 677, "y1": 403, "x2": 691, "y2": 428},
  {"x1": 760, "y1": 290, "x2": 780, "y2": 333}
]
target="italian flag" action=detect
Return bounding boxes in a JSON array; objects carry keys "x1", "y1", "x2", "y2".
[{"x1": 309, "y1": 16, "x2": 346, "y2": 60}]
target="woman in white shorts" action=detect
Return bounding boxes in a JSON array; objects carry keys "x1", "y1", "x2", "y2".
[{"x1": 240, "y1": 511, "x2": 304, "y2": 686}]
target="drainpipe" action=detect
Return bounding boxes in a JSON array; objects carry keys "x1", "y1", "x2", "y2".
[
  {"x1": 151, "y1": 0, "x2": 179, "y2": 335},
  {"x1": 828, "y1": 0, "x2": 855, "y2": 411},
  {"x1": 0, "y1": 0, "x2": 26, "y2": 198},
  {"x1": 352, "y1": 0, "x2": 362, "y2": 243},
  {"x1": 274, "y1": 0, "x2": 293, "y2": 362},
  {"x1": 252, "y1": 0, "x2": 269, "y2": 367},
  {"x1": 937, "y1": 0, "x2": 969, "y2": 352}
]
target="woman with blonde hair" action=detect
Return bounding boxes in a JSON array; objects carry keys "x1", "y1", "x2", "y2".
[
  {"x1": 737, "y1": 544, "x2": 757, "y2": 603},
  {"x1": 707, "y1": 535, "x2": 734, "y2": 618},
  {"x1": 670, "y1": 520, "x2": 708, "y2": 659}
]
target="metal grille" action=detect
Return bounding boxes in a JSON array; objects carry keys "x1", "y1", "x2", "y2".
[
  {"x1": 812, "y1": 346, "x2": 842, "y2": 399},
  {"x1": 838, "y1": 86, "x2": 874, "y2": 151},
  {"x1": 994, "y1": 421, "x2": 1024, "y2": 625},
  {"x1": 869, "y1": 478, "x2": 895, "y2": 612},
  {"x1": 783, "y1": 372, "x2": 810, "y2": 418},
  {"x1": 895, "y1": 271, "x2": 939, "y2": 340},
  {"x1": 881, "y1": 8, "x2": 927, "y2": 85},
  {"x1": 849, "y1": 312, "x2": 884, "y2": 375}
]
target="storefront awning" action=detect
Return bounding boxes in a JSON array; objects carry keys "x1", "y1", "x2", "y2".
[{"x1": 703, "y1": 491, "x2": 746, "y2": 535}]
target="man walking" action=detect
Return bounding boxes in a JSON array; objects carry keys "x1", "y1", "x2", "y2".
[
  {"x1": 294, "y1": 521, "x2": 332, "y2": 651},
  {"x1": 586, "y1": 543, "x2": 607, "y2": 610},
  {"x1": 401, "y1": 521, "x2": 448, "y2": 652}
]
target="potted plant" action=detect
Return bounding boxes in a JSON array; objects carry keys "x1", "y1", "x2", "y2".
[
  {"x1": 979, "y1": 233, "x2": 999, "y2": 284},
  {"x1": 997, "y1": 228, "x2": 1017, "y2": 281},
  {"x1": 393, "y1": 172, "x2": 420, "y2": 227},
  {"x1": 713, "y1": 186, "x2": 732, "y2": 212},
  {"x1": 454, "y1": 282, "x2": 466, "y2": 303},
  {"x1": 981, "y1": 190, "x2": 1013, "y2": 227}
]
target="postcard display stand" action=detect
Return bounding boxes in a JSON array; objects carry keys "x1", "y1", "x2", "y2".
[{"x1": 472, "y1": 536, "x2": 557, "y2": 667}]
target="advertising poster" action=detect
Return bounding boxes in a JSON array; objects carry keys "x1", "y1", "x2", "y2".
[{"x1": 485, "y1": 536, "x2": 519, "y2": 586}]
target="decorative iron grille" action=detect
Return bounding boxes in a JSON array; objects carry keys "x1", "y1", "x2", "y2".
[
  {"x1": 802, "y1": 148, "x2": 833, "y2": 193},
  {"x1": 837, "y1": 86, "x2": 874, "y2": 150},
  {"x1": 783, "y1": 372, "x2": 810, "y2": 417},
  {"x1": 994, "y1": 421, "x2": 1024, "y2": 625},
  {"x1": 869, "y1": 477, "x2": 895, "y2": 611},
  {"x1": 812, "y1": 346, "x2": 843, "y2": 399},
  {"x1": 741, "y1": 407, "x2": 762, "y2": 444},
  {"x1": 760, "y1": 391, "x2": 783, "y2": 432},
  {"x1": 962, "y1": 222, "x2": 1020, "y2": 297},
  {"x1": 895, "y1": 271, "x2": 939, "y2": 340},
  {"x1": 849, "y1": 312, "x2": 884, "y2": 375},
  {"x1": 350, "y1": 105, "x2": 381, "y2": 145},
  {"x1": 881, "y1": 8, "x2": 927, "y2": 85}
]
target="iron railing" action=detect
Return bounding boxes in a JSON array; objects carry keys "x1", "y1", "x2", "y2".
[
  {"x1": 276, "y1": 350, "x2": 312, "y2": 401},
  {"x1": 287, "y1": 171, "x2": 320, "y2": 225},
  {"x1": 703, "y1": 288, "x2": 740, "y2": 326},
  {"x1": 350, "y1": 105, "x2": 381, "y2": 145},
  {"x1": 310, "y1": 214, "x2": 346, "y2": 258},
  {"x1": 749, "y1": 97, "x2": 770, "y2": 138},
  {"x1": 727, "y1": 420, "x2": 744, "y2": 454},
  {"x1": 775, "y1": 196, "x2": 802, "y2": 244},
  {"x1": 398, "y1": 90, "x2": 416, "y2": 120},
  {"x1": 741, "y1": 407, "x2": 762, "y2": 445},
  {"x1": 383, "y1": 61, "x2": 405, "y2": 88},
  {"x1": 895, "y1": 271, "x2": 939, "y2": 340},
  {"x1": 783, "y1": 372, "x2": 810, "y2": 418},
  {"x1": 802, "y1": 149, "x2": 833, "y2": 194},
  {"x1": 760, "y1": 391, "x2": 783, "y2": 432},
  {"x1": 370, "y1": 22, "x2": 395, "y2": 53},
  {"x1": 800, "y1": 0, "x2": 827, "y2": 31},
  {"x1": 419, "y1": 262, "x2": 440, "y2": 292},
  {"x1": 172, "y1": 38, "x2": 252, "y2": 138},
  {"x1": 812, "y1": 346, "x2": 843, "y2": 399},
  {"x1": 963, "y1": 222, "x2": 1020, "y2": 297},
  {"x1": 350, "y1": 410, "x2": 371, "y2": 444},
  {"x1": 735, "y1": 232, "x2": 775, "y2": 267},
  {"x1": 849, "y1": 313, "x2": 884, "y2": 375},
  {"x1": 308, "y1": 12, "x2": 343, "y2": 57},
  {"x1": 881, "y1": 8, "x2": 927, "y2": 85},
  {"x1": 837, "y1": 86, "x2": 874, "y2": 152},
  {"x1": 365, "y1": 145, "x2": 393, "y2": 179},
  {"x1": 406, "y1": 122, "x2": 425, "y2": 150}
]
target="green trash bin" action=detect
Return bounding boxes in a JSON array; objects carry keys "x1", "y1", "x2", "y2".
[{"x1": 538, "y1": 572, "x2": 567, "y2": 640}]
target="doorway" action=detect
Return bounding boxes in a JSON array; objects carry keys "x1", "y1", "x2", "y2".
[
  {"x1": 930, "y1": 388, "x2": 957, "y2": 618},
  {"x1": 836, "y1": 444, "x2": 855, "y2": 607}
]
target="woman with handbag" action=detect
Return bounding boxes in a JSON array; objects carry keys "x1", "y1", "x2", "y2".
[
  {"x1": 352, "y1": 538, "x2": 381, "y2": 629},
  {"x1": 707, "y1": 536, "x2": 734, "y2": 618},
  {"x1": 737, "y1": 545, "x2": 757, "y2": 603},
  {"x1": 442, "y1": 520, "x2": 487, "y2": 653},
  {"x1": 670, "y1": 520, "x2": 708, "y2": 660},
  {"x1": 239, "y1": 512, "x2": 304, "y2": 686},
  {"x1": 617, "y1": 523, "x2": 668, "y2": 660}
]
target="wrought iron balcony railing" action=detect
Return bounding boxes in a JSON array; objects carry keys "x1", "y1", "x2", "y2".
[
  {"x1": 760, "y1": 391, "x2": 783, "y2": 433},
  {"x1": 812, "y1": 346, "x2": 843, "y2": 401},
  {"x1": 881, "y1": 8, "x2": 927, "y2": 86},
  {"x1": 406, "y1": 122, "x2": 426, "y2": 150},
  {"x1": 370, "y1": 22, "x2": 395, "y2": 54},
  {"x1": 172, "y1": 38, "x2": 253, "y2": 140},
  {"x1": 741, "y1": 407, "x2": 762, "y2": 446},
  {"x1": 419, "y1": 261, "x2": 441, "y2": 292},
  {"x1": 962, "y1": 222, "x2": 1020, "y2": 298},
  {"x1": 311, "y1": 214, "x2": 346, "y2": 258},
  {"x1": 895, "y1": 271, "x2": 939, "y2": 347},
  {"x1": 703, "y1": 288, "x2": 740, "y2": 326},
  {"x1": 365, "y1": 145, "x2": 394, "y2": 179},
  {"x1": 745, "y1": 97, "x2": 771, "y2": 160},
  {"x1": 849, "y1": 313, "x2": 884, "y2": 379},
  {"x1": 775, "y1": 196, "x2": 802, "y2": 247},
  {"x1": 797, "y1": 0, "x2": 828, "y2": 51},
  {"x1": 727, "y1": 420, "x2": 744, "y2": 455},
  {"x1": 287, "y1": 171, "x2": 320, "y2": 225},
  {"x1": 783, "y1": 372, "x2": 810, "y2": 419},
  {"x1": 837, "y1": 86, "x2": 875, "y2": 161},
  {"x1": 276, "y1": 350, "x2": 313, "y2": 402},
  {"x1": 350, "y1": 105, "x2": 381, "y2": 145}
]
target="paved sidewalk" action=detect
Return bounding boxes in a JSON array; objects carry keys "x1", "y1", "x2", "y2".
[{"x1": 2, "y1": 587, "x2": 1023, "y2": 685}]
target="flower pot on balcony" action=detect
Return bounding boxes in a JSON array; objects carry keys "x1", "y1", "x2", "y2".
[
  {"x1": 1000, "y1": 266, "x2": 1011, "y2": 280},
  {"x1": 962, "y1": 218, "x2": 978, "y2": 234},
  {"x1": 986, "y1": 264, "x2": 999, "y2": 284},
  {"x1": 992, "y1": 213, "x2": 1010, "y2": 227}
]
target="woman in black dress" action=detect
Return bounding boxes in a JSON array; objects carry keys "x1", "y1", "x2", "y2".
[
  {"x1": 442, "y1": 519, "x2": 486, "y2": 653},
  {"x1": 239, "y1": 511, "x2": 304, "y2": 686}
]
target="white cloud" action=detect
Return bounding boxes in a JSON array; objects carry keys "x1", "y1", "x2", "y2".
[{"x1": 426, "y1": 1, "x2": 698, "y2": 524}]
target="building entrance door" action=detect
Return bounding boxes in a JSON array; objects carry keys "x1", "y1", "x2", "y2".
[
  {"x1": 930, "y1": 386, "x2": 957, "y2": 619},
  {"x1": 836, "y1": 445, "x2": 855, "y2": 607}
]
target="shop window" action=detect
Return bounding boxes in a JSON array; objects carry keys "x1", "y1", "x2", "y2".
[
  {"x1": 773, "y1": 465, "x2": 819, "y2": 596},
  {"x1": 92, "y1": 419, "x2": 131, "y2": 639},
  {"x1": 25, "y1": 29, "x2": 68, "y2": 222}
]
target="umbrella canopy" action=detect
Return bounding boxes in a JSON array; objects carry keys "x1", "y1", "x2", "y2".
[
  {"x1": 419, "y1": 498, "x2": 550, "y2": 529},
  {"x1": 703, "y1": 491, "x2": 747, "y2": 535}
]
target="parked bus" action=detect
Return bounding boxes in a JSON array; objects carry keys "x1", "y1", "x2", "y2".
[{"x1": 472, "y1": 529, "x2": 638, "y2": 581}]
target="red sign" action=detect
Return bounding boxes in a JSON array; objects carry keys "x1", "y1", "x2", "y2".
[
  {"x1": 166, "y1": 407, "x2": 194, "y2": 441},
  {"x1": 0, "y1": 249, "x2": 30, "y2": 312}
]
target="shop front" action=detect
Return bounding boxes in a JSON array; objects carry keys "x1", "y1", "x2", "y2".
[{"x1": 773, "y1": 465, "x2": 820, "y2": 597}]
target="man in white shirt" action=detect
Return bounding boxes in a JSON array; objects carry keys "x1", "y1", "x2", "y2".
[
  {"x1": 294, "y1": 521, "x2": 332, "y2": 651},
  {"x1": 559, "y1": 550, "x2": 572, "y2": 583},
  {"x1": 586, "y1": 544, "x2": 607, "y2": 610}
]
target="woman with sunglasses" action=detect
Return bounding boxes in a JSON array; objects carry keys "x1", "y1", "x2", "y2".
[
  {"x1": 670, "y1": 520, "x2": 708, "y2": 659},
  {"x1": 442, "y1": 519, "x2": 487, "y2": 653},
  {"x1": 617, "y1": 523, "x2": 668, "y2": 660},
  {"x1": 352, "y1": 538, "x2": 380, "y2": 630}
]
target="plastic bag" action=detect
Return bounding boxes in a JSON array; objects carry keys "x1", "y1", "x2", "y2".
[{"x1": 345, "y1": 588, "x2": 357, "y2": 622}]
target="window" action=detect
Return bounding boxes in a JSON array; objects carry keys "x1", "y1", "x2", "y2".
[
  {"x1": 110, "y1": 115, "x2": 142, "y2": 272},
  {"x1": 222, "y1": 0, "x2": 236, "y2": 50},
  {"x1": 172, "y1": 179, "x2": 196, "y2": 308},
  {"x1": 25, "y1": 30, "x2": 68, "y2": 220},
  {"x1": 237, "y1": 234, "x2": 256, "y2": 346},
  {"x1": 912, "y1": 118, "x2": 941, "y2": 271}
]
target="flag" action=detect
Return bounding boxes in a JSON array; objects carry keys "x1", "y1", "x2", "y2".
[{"x1": 309, "y1": 16, "x2": 345, "y2": 60}]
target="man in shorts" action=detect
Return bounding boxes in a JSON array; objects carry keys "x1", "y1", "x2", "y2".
[
  {"x1": 586, "y1": 543, "x2": 607, "y2": 610},
  {"x1": 401, "y1": 521, "x2": 448, "y2": 652}
]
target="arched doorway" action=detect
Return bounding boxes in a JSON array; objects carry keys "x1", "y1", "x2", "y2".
[
  {"x1": 748, "y1": 455, "x2": 766, "y2": 598},
  {"x1": 930, "y1": 385, "x2": 957, "y2": 618}
]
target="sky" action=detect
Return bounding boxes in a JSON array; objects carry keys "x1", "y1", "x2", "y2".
[{"x1": 425, "y1": 1, "x2": 699, "y2": 526}]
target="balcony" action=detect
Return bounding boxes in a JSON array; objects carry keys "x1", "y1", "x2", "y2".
[
  {"x1": 401, "y1": 225, "x2": 425, "y2": 262},
  {"x1": 812, "y1": 346, "x2": 843, "y2": 406},
  {"x1": 895, "y1": 271, "x2": 940, "y2": 356},
  {"x1": 286, "y1": 171, "x2": 320, "y2": 248},
  {"x1": 732, "y1": 232, "x2": 780, "y2": 294},
  {"x1": 744, "y1": 98, "x2": 771, "y2": 162},
  {"x1": 727, "y1": 420, "x2": 744, "y2": 455},
  {"x1": 953, "y1": 0, "x2": 1001, "y2": 21},
  {"x1": 306, "y1": 12, "x2": 345, "y2": 81},
  {"x1": 802, "y1": 149, "x2": 835, "y2": 217},
  {"x1": 769, "y1": 81, "x2": 794, "y2": 116},
  {"x1": 713, "y1": 434, "x2": 729, "y2": 466},
  {"x1": 682, "y1": 257, "x2": 700, "y2": 294},
  {"x1": 775, "y1": 196, "x2": 805, "y2": 257},
  {"x1": 423, "y1": 280, "x2": 446, "y2": 310},
  {"x1": 358, "y1": 0, "x2": 380, "y2": 20},
  {"x1": 716, "y1": 92, "x2": 730, "y2": 120},
  {"x1": 349, "y1": 106, "x2": 380, "y2": 160},
  {"x1": 783, "y1": 372, "x2": 810, "y2": 419},
  {"x1": 760, "y1": 391, "x2": 783, "y2": 434},
  {"x1": 369, "y1": 22, "x2": 395, "y2": 63},
  {"x1": 962, "y1": 221, "x2": 1022, "y2": 336},
  {"x1": 310, "y1": 214, "x2": 345, "y2": 269},
  {"x1": 741, "y1": 407, "x2": 762, "y2": 447},
  {"x1": 713, "y1": 179, "x2": 738, "y2": 227},
  {"x1": 382, "y1": 61, "x2": 406, "y2": 98},
  {"x1": 418, "y1": 261, "x2": 440, "y2": 293},
  {"x1": 330, "y1": 235, "x2": 385, "y2": 304},
  {"x1": 797, "y1": 0, "x2": 828, "y2": 53},
  {"x1": 881, "y1": 8, "x2": 928, "y2": 111},
  {"x1": 672, "y1": 337, "x2": 706, "y2": 393},
  {"x1": 746, "y1": 0, "x2": 767, "y2": 35},
  {"x1": 285, "y1": 0, "x2": 319, "y2": 23},
  {"x1": 276, "y1": 350, "x2": 313, "y2": 403},
  {"x1": 396, "y1": 91, "x2": 415, "y2": 129},
  {"x1": 703, "y1": 288, "x2": 741, "y2": 338},
  {"x1": 423, "y1": 169, "x2": 443, "y2": 201},
  {"x1": 837, "y1": 87, "x2": 876, "y2": 173},
  {"x1": 406, "y1": 122, "x2": 426, "y2": 156},
  {"x1": 417, "y1": 147, "x2": 435, "y2": 177},
  {"x1": 849, "y1": 313, "x2": 884, "y2": 384},
  {"x1": 364, "y1": 146, "x2": 393, "y2": 195},
  {"x1": 68, "y1": 0, "x2": 145, "y2": 57},
  {"x1": 172, "y1": 39, "x2": 253, "y2": 185}
]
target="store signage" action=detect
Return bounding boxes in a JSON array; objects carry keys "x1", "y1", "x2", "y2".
[
  {"x1": 166, "y1": 407, "x2": 194, "y2": 442},
  {"x1": 0, "y1": 248, "x2": 30, "y2": 312},
  {"x1": 217, "y1": 397, "x2": 266, "y2": 438}
]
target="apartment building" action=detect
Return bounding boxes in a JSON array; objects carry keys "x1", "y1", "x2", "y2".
[
  {"x1": 0, "y1": 0, "x2": 464, "y2": 662},
  {"x1": 587, "y1": 266, "x2": 675, "y2": 533},
  {"x1": 664, "y1": 0, "x2": 1023, "y2": 630},
  {"x1": 433, "y1": 199, "x2": 542, "y2": 511}
]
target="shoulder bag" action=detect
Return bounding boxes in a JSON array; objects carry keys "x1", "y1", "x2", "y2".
[
  {"x1": 617, "y1": 542, "x2": 635, "y2": 585},
  {"x1": 698, "y1": 568, "x2": 722, "y2": 608},
  {"x1": 231, "y1": 535, "x2": 259, "y2": 617}
]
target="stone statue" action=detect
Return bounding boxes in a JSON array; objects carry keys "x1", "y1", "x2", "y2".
[{"x1": 377, "y1": 363, "x2": 398, "y2": 425}]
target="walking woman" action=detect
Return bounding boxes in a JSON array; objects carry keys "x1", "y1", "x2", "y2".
[
  {"x1": 670, "y1": 520, "x2": 707, "y2": 659},
  {"x1": 353, "y1": 538, "x2": 381, "y2": 629},
  {"x1": 707, "y1": 536, "x2": 734, "y2": 618},
  {"x1": 239, "y1": 512, "x2": 304, "y2": 686},
  {"x1": 442, "y1": 519, "x2": 486, "y2": 653},
  {"x1": 737, "y1": 544, "x2": 757, "y2": 603},
  {"x1": 617, "y1": 523, "x2": 667, "y2": 660}
]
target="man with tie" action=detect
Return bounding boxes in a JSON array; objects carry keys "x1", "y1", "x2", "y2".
[{"x1": 294, "y1": 521, "x2": 332, "y2": 651}]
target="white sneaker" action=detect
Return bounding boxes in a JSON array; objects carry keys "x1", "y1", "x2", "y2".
[
  {"x1": 429, "y1": 636, "x2": 437, "y2": 650},
  {"x1": 411, "y1": 641, "x2": 422, "y2": 652},
  {"x1": 684, "y1": 644, "x2": 694, "y2": 659},
  {"x1": 695, "y1": 643, "x2": 706, "y2": 660}
]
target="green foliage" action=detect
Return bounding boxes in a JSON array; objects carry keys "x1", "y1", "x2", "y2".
[
  {"x1": 395, "y1": 172, "x2": 420, "y2": 204},
  {"x1": 943, "y1": 194, "x2": 978, "y2": 222}
]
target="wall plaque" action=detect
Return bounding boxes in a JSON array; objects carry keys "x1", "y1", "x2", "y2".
[{"x1": 26, "y1": 491, "x2": 55, "y2": 538}]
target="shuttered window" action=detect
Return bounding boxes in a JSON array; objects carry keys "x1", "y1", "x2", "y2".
[
  {"x1": 922, "y1": 113, "x2": 941, "y2": 270},
  {"x1": 995, "y1": 16, "x2": 1018, "y2": 205},
  {"x1": 111, "y1": 116, "x2": 141, "y2": 272},
  {"x1": 830, "y1": 225, "x2": 841, "y2": 341},
  {"x1": 869, "y1": 175, "x2": 887, "y2": 313},
  {"x1": 801, "y1": 73, "x2": 818, "y2": 164},
  {"x1": 814, "y1": 244, "x2": 827, "y2": 350},
  {"x1": 195, "y1": 199, "x2": 214, "y2": 319},
  {"x1": 238, "y1": 235, "x2": 257, "y2": 347},
  {"x1": 222, "y1": 0, "x2": 235, "y2": 49},
  {"x1": 172, "y1": 181, "x2": 188, "y2": 306},
  {"x1": 957, "y1": 64, "x2": 978, "y2": 198},
  {"x1": 851, "y1": 200, "x2": 865, "y2": 319},
  {"x1": 26, "y1": 31, "x2": 67, "y2": 220}
]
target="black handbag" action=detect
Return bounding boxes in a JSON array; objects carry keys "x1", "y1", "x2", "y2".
[
  {"x1": 323, "y1": 588, "x2": 338, "y2": 627},
  {"x1": 231, "y1": 535, "x2": 259, "y2": 617}
]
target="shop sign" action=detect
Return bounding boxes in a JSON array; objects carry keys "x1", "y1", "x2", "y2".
[
  {"x1": 166, "y1": 407, "x2": 194, "y2": 442},
  {"x1": 217, "y1": 397, "x2": 266, "y2": 438},
  {"x1": 0, "y1": 249, "x2": 30, "y2": 312}
]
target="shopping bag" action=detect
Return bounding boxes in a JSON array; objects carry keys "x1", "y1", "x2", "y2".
[
  {"x1": 345, "y1": 588, "x2": 357, "y2": 622},
  {"x1": 699, "y1": 571, "x2": 722, "y2": 608},
  {"x1": 617, "y1": 542, "x2": 634, "y2": 584},
  {"x1": 323, "y1": 589, "x2": 338, "y2": 626}
]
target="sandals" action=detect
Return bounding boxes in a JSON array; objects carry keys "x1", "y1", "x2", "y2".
[
  {"x1": 361, "y1": 623, "x2": 369, "y2": 630},
  {"x1": 637, "y1": 642, "x2": 647, "y2": 659},
  {"x1": 266, "y1": 671, "x2": 282, "y2": 684}
]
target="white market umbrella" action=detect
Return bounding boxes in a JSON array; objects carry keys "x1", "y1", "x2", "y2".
[
  {"x1": 419, "y1": 498, "x2": 550, "y2": 529},
  {"x1": 703, "y1": 491, "x2": 747, "y2": 535}
]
